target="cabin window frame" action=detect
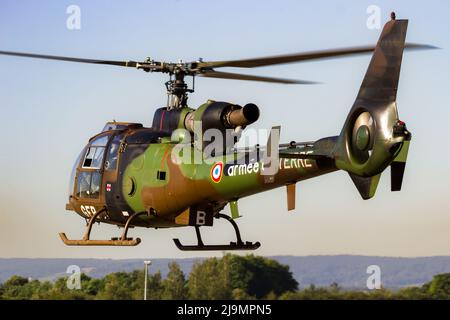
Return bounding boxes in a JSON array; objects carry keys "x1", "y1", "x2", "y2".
[{"x1": 74, "y1": 133, "x2": 112, "y2": 199}]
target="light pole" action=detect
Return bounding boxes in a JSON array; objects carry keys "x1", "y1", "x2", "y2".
[{"x1": 144, "y1": 260, "x2": 152, "y2": 300}]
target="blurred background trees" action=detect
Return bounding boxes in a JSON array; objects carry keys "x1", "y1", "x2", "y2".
[{"x1": 0, "y1": 254, "x2": 448, "y2": 300}]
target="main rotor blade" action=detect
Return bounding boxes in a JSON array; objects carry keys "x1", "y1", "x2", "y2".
[
  {"x1": 198, "y1": 70, "x2": 317, "y2": 84},
  {"x1": 0, "y1": 50, "x2": 139, "y2": 68},
  {"x1": 198, "y1": 43, "x2": 436, "y2": 69}
]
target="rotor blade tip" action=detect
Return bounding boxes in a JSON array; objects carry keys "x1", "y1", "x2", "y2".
[
  {"x1": 405, "y1": 43, "x2": 440, "y2": 50},
  {"x1": 295, "y1": 80, "x2": 322, "y2": 85}
]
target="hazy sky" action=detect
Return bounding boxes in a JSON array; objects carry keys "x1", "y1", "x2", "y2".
[{"x1": 0, "y1": 0, "x2": 449, "y2": 259}]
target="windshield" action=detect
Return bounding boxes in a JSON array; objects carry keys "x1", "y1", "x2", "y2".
[
  {"x1": 70, "y1": 133, "x2": 112, "y2": 199},
  {"x1": 68, "y1": 148, "x2": 85, "y2": 199}
]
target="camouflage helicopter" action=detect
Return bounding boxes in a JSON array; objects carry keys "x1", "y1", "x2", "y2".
[{"x1": 0, "y1": 15, "x2": 434, "y2": 250}]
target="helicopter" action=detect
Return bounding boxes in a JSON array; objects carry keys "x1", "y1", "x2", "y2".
[{"x1": 0, "y1": 14, "x2": 434, "y2": 251}]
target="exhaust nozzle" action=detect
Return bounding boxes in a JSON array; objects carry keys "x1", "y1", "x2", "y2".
[{"x1": 226, "y1": 103, "x2": 260, "y2": 127}]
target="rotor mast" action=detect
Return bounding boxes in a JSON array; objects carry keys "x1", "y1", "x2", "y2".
[
  {"x1": 136, "y1": 57, "x2": 195, "y2": 109},
  {"x1": 165, "y1": 66, "x2": 194, "y2": 109}
]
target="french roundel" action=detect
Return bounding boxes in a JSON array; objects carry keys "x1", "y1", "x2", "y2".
[{"x1": 210, "y1": 162, "x2": 223, "y2": 183}]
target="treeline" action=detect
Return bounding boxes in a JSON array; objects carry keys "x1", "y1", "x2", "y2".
[{"x1": 0, "y1": 254, "x2": 448, "y2": 300}]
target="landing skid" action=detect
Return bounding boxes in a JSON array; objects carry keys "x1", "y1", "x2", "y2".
[
  {"x1": 173, "y1": 239, "x2": 261, "y2": 251},
  {"x1": 59, "y1": 210, "x2": 146, "y2": 246},
  {"x1": 173, "y1": 213, "x2": 261, "y2": 251}
]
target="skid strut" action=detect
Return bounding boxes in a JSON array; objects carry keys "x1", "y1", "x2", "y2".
[
  {"x1": 59, "y1": 210, "x2": 146, "y2": 246},
  {"x1": 173, "y1": 213, "x2": 261, "y2": 251}
]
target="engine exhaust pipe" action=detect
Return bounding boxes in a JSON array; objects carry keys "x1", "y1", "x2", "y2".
[{"x1": 226, "y1": 103, "x2": 260, "y2": 127}]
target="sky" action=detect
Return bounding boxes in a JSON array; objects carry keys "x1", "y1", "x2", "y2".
[{"x1": 0, "y1": 0, "x2": 449, "y2": 259}]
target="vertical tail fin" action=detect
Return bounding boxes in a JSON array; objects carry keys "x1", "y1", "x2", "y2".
[{"x1": 357, "y1": 19, "x2": 408, "y2": 102}]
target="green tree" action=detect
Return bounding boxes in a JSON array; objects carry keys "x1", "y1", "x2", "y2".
[
  {"x1": 146, "y1": 271, "x2": 164, "y2": 300},
  {"x1": 83, "y1": 277, "x2": 104, "y2": 296},
  {"x1": 5, "y1": 275, "x2": 29, "y2": 287},
  {"x1": 162, "y1": 262, "x2": 188, "y2": 300},
  {"x1": 227, "y1": 254, "x2": 298, "y2": 299},
  {"x1": 30, "y1": 281, "x2": 53, "y2": 300},
  {"x1": 232, "y1": 288, "x2": 255, "y2": 300},
  {"x1": 97, "y1": 272, "x2": 136, "y2": 300},
  {"x1": 1, "y1": 276, "x2": 31, "y2": 299},
  {"x1": 187, "y1": 254, "x2": 298, "y2": 300},
  {"x1": 426, "y1": 273, "x2": 450, "y2": 299},
  {"x1": 188, "y1": 258, "x2": 231, "y2": 299}
]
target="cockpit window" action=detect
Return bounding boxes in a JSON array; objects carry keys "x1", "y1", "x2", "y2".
[
  {"x1": 69, "y1": 148, "x2": 85, "y2": 198},
  {"x1": 82, "y1": 135, "x2": 109, "y2": 169},
  {"x1": 82, "y1": 146, "x2": 104, "y2": 168},
  {"x1": 77, "y1": 171, "x2": 91, "y2": 198},
  {"x1": 105, "y1": 134, "x2": 121, "y2": 170},
  {"x1": 102, "y1": 122, "x2": 143, "y2": 132},
  {"x1": 72, "y1": 134, "x2": 112, "y2": 199},
  {"x1": 91, "y1": 135, "x2": 109, "y2": 147},
  {"x1": 77, "y1": 171, "x2": 101, "y2": 198}
]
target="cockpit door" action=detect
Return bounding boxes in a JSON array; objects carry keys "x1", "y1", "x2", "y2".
[
  {"x1": 73, "y1": 134, "x2": 110, "y2": 218},
  {"x1": 103, "y1": 132, "x2": 128, "y2": 221}
]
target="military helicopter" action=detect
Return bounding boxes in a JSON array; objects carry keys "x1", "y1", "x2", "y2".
[{"x1": 0, "y1": 15, "x2": 434, "y2": 250}]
